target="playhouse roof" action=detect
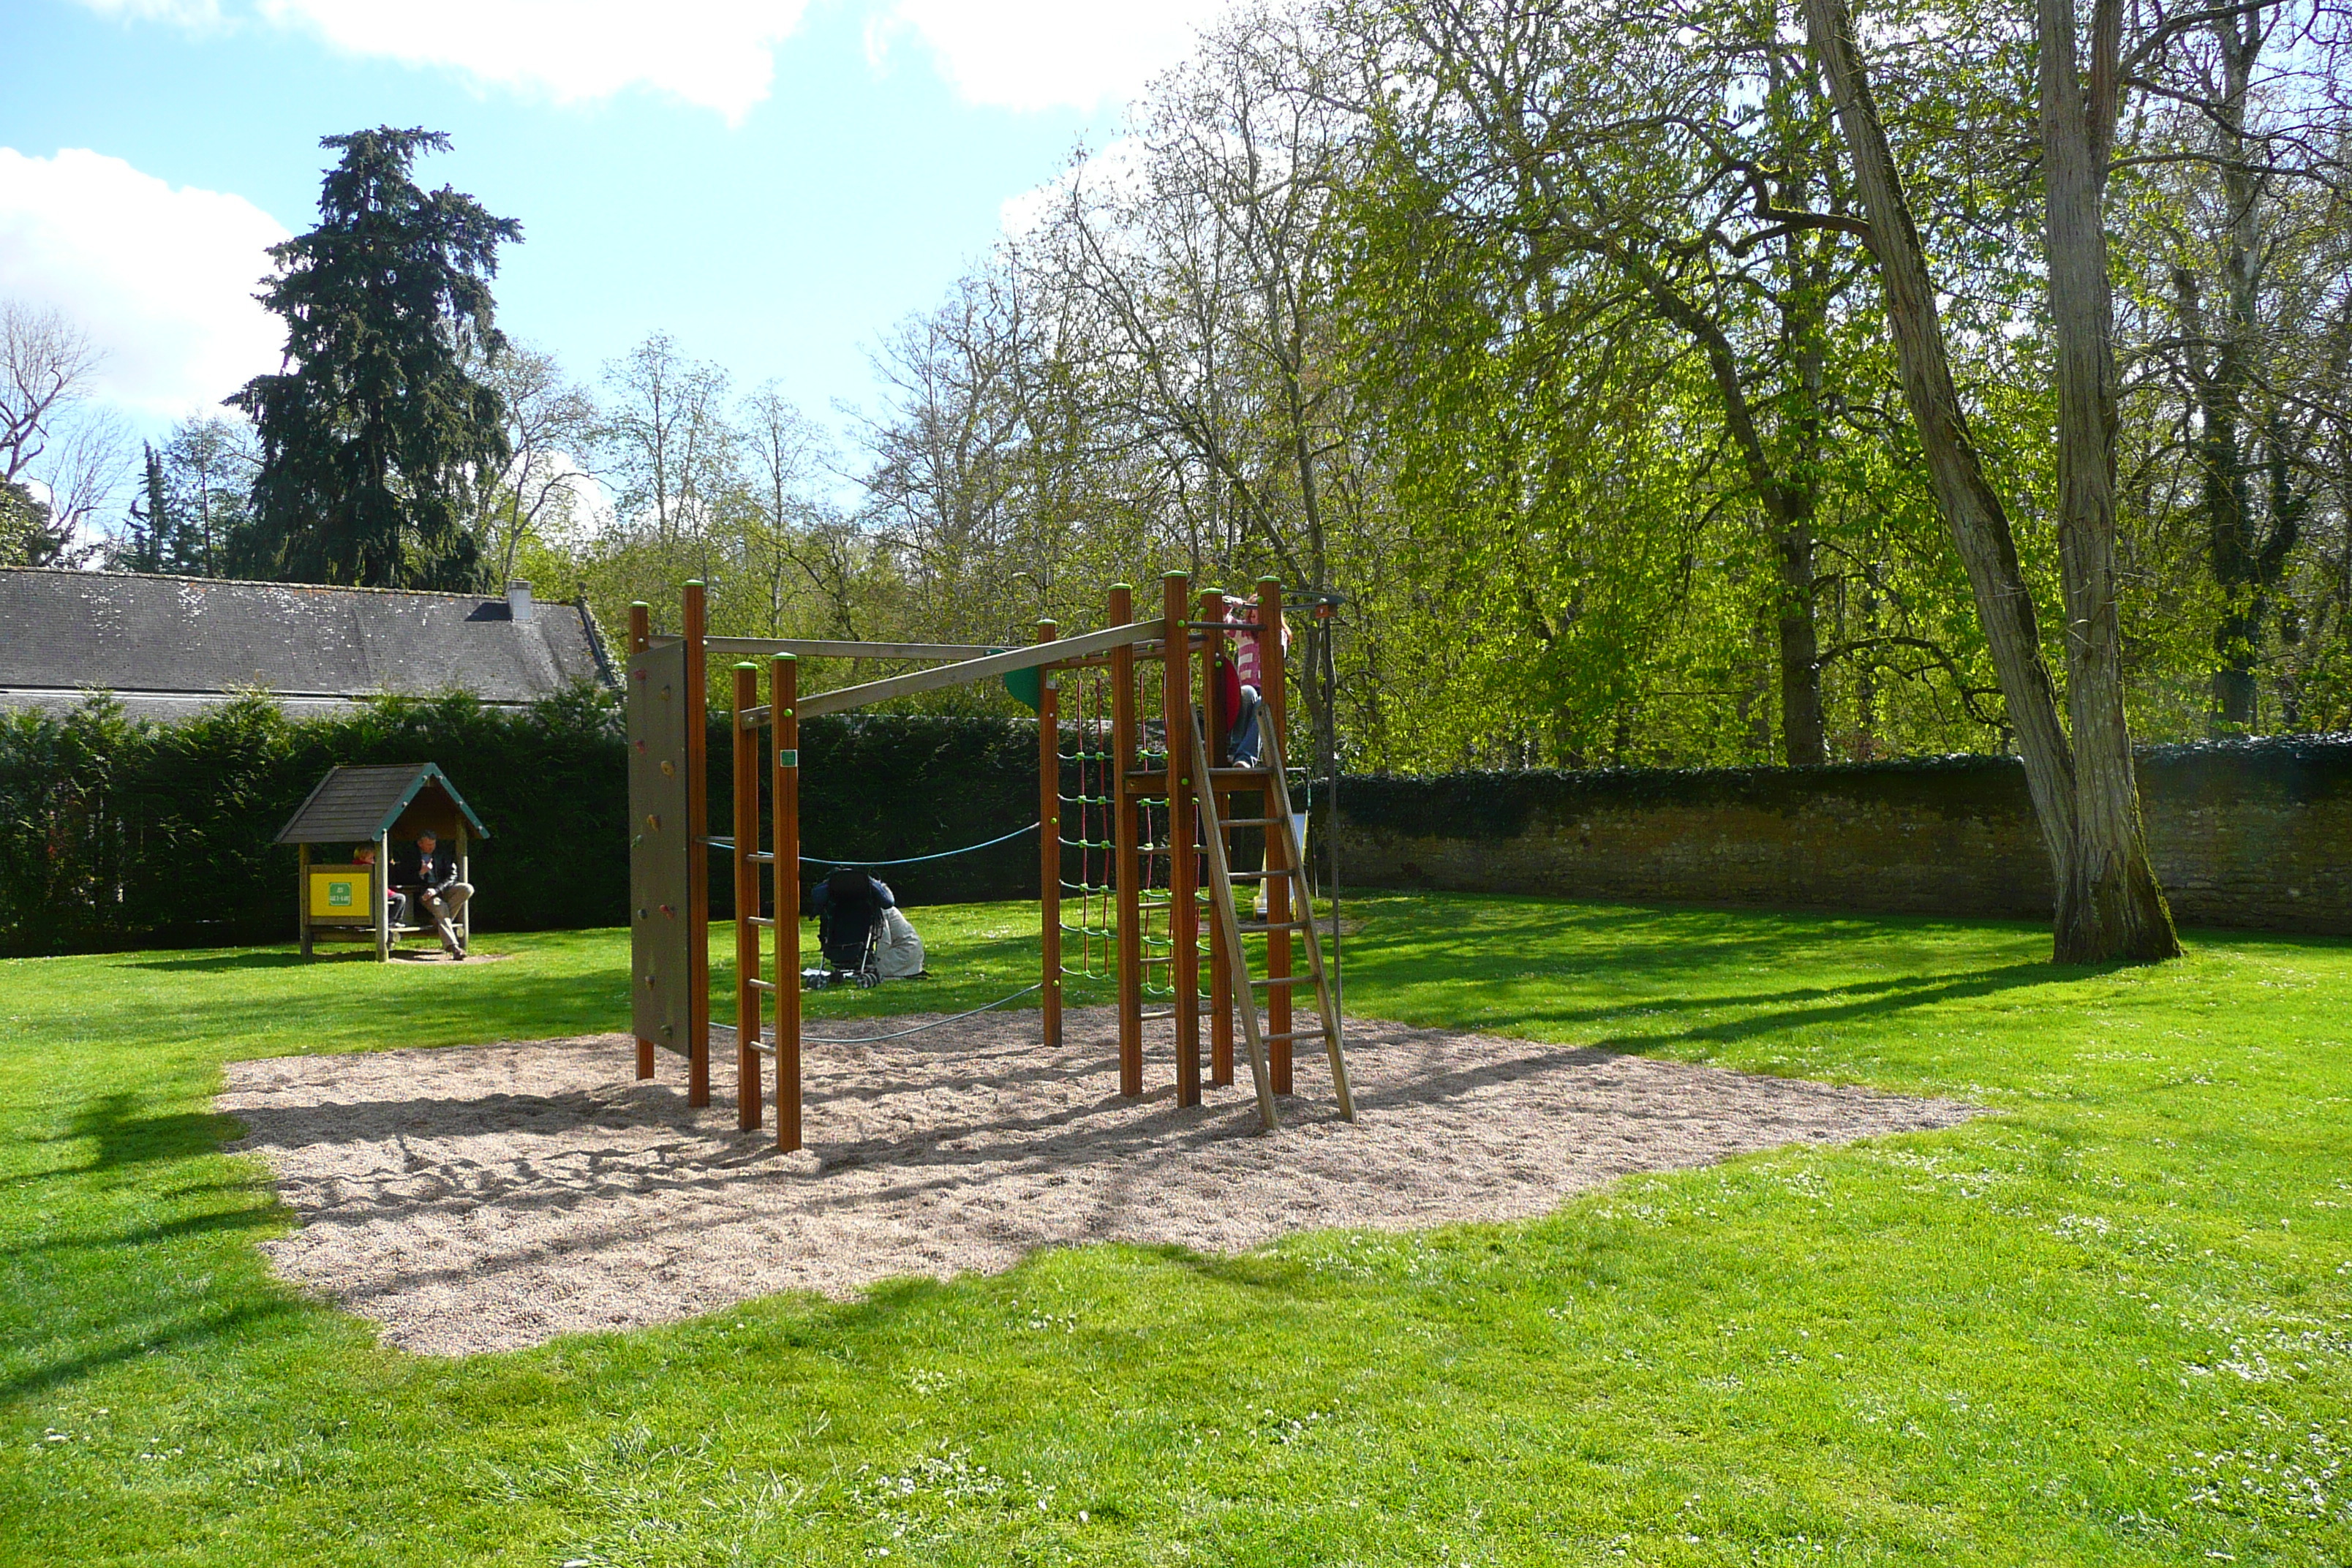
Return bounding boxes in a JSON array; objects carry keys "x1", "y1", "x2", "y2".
[{"x1": 274, "y1": 763, "x2": 489, "y2": 845}]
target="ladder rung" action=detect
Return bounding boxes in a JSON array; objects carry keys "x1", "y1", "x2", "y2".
[
  {"x1": 1221, "y1": 818, "x2": 1275, "y2": 828},
  {"x1": 747, "y1": 852, "x2": 777, "y2": 864},
  {"x1": 1206, "y1": 766, "x2": 1275, "y2": 780},
  {"x1": 1260, "y1": 1028, "x2": 1329, "y2": 1046},
  {"x1": 1250, "y1": 974, "x2": 1315, "y2": 989},
  {"x1": 747, "y1": 916, "x2": 774, "y2": 928},
  {"x1": 746, "y1": 977, "x2": 776, "y2": 992},
  {"x1": 1234, "y1": 919, "x2": 1311, "y2": 933},
  {"x1": 1139, "y1": 1009, "x2": 1176, "y2": 1022}
]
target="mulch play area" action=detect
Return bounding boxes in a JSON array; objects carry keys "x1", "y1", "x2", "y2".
[{"x1": 218, "y1": 1006, "x2": 1978, "y2": 1355}]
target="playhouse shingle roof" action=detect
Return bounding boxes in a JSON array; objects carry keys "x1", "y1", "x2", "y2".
[
  {"x1": 0, "y1": 568, "x2": 616, "y2": 721},
  {"x1": 275, "y1": 763, "x2": 490, "y2": 845}
]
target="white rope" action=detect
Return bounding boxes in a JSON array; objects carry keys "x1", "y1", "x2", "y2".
[{"x1": 796, "y1": 982, "x2": 1044, "y2": 1046}]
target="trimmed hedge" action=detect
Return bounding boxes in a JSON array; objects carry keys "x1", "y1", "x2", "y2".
[
  {"x1": 0, "y1": 691, "x2": 1044, "y2": 956},
  {"x1": 1335, "y1": 734, "x2": 2352, "y2": 841}
]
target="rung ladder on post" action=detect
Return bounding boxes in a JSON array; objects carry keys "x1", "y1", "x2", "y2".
[{"x1": 1185, "y1": 702, "x2": 1355, "y2": 1131}]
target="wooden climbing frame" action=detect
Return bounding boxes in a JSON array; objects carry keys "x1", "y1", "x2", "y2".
[{"x1": 623, "y1": 571, "x2": 1354, "y2": 1155}]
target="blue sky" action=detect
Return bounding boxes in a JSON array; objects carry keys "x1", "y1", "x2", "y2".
[{"x1": 1, "y1": 0, "x2": 1218, "y2": 456}]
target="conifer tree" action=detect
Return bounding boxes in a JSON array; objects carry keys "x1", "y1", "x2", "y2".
[{"x1": 230, "y1": 127, "x2": 521, "y2": 589}]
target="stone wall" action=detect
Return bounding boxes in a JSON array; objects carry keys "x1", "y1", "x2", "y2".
[{"x1": 1334, "y1": 736, "x2": 2352, "y2": 935}]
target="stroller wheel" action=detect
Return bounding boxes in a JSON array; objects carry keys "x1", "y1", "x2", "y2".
[{"x1": 856, "y1": 971, "x2": 881, "y2": 990}]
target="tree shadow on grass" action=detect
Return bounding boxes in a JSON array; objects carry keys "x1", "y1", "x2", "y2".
[
  {"x1": 47, "y1": 1092, "x2": 244, "y2": 1175},
  {"x1": 121, "y1": 950, "x2": 344, "y2": 971}
]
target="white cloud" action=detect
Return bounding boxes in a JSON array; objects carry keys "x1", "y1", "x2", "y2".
[
  {"x1": 998, "y1": 133, "x2": 1147, "y2": 236},
  {"x1": 0, "y1": 148, "x2": 287, "y2": 423},
  {"x1": 77, "y1": 0, "x2": 1228, "y2": 122},
  {"x1": 875, "y1": 1, "x2": 1229, "y2": 113},
  {"x1": 253, "y1": 0, "x2": 812, "y2": 124}
]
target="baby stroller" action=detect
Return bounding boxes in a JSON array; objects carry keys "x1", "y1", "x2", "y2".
[{"x1": 805, "y1": 866, "x2": 885, "y2": 990}]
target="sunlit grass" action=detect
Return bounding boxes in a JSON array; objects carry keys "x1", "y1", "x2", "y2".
[{"x1": 1, "y1": 896, "x2": 2348, "y2": 1564}]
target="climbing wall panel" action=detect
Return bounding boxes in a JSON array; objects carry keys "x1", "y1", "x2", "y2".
[{"x1": 628, "y1": 639, "x2": 695, "y2": 1055}]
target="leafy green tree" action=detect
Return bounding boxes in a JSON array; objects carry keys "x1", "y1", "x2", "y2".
[{"x1": 229, "y1": 127, "x2": 521, "y2": 589}]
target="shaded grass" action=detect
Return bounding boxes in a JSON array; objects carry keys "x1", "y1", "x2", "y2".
[{"x1": 0, "y1": 895, "x2": 2347, "y2": 1564}]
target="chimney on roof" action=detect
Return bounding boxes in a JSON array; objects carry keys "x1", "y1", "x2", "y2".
[{"x1": 505, "y1": 580, "x2": 534, "y2": 624}]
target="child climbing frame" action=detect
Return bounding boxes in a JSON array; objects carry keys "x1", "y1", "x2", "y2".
[{"x1": 624, "y1": 572, "x2": 1354, "y2": 1156}]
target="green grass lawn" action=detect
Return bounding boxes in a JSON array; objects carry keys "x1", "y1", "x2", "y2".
[{"x1": 2, "y1": 895, "x2": 2348, "y2": 1565}]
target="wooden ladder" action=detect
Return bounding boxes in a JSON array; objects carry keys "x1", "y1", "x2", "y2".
[{"x1": 1187, "y1": 704, "x2": 1357, "y2": 1131}]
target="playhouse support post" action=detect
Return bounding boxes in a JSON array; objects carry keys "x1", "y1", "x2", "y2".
[
  {"x1": 1200, "y1": 586, "x2": 1234, "y2": 1088},
  {"x1": 773, "y1": 653, "x2": 802, "y2": 1152},
  {"x1": 1259, "y1": 576, "x2": 1293, "y2": 1095},
  {"x1": 630, "y1": 600, "x2": 656, "y2": 1082},
  {"x1": 1037, "y1": 619, "x2": 1061, "y2": 1051},
  {"x1": 374, "y1": 830, "x2": 391, "y2": 962},
  {"x1": 733, "y1": 662, "x2": 763, "y2": 1131},
  {"x1": 1164, "y1": 571, "x2": 1201, "y2": 1107},
  {"x1": 457, "y1": 826, "x2": 470, "y2": 954},
  {"x1": 684, "y1": 581, "x2": 712, "y2": 1108},
  {"x1": 1109, "y1": 584, "x2": 1142, "y2": 1097},
  {"x1": 298, "y1": 842, "x2": 312, "y2": 958}
]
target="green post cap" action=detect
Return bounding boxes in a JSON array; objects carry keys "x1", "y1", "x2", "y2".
[
  {"x1": 630, "y1": 599, "x2": 649, "y2": 607},
  {"x1": 1258, "y1": 575, "x2": 1281, "y2": 586},
  {"x1": 1109, "y1": 582, "x2": 1132, "y2": 591},
  {"x1": 685, "y1": 578, "x2": 704, "y2": 587},
  {"x1": 1163, "y1": 570, "x2": 1187, "y2": 578},
  {"x1": 769, "y1": 651, "x2": 796, "y2": 661},
  {"x1": 735, "y1": 660, "x2": 759, "y2": 670}
]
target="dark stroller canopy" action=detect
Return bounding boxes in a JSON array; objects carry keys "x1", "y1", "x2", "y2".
[{"x1": 818, "y1": 868, "x2": 886, "y2": 969}]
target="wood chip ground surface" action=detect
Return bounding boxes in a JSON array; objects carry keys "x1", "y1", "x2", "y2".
[{"x1": 218, "y1": 1008, "x2": 1978, "y2": 1355}]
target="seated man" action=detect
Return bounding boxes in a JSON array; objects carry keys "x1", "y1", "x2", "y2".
[{"x1": 389, "y1": 829, "x2": 472, "y2": 959}]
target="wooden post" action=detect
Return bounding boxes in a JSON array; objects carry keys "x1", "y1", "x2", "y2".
[
  {"x1": 374, "y1": 830, "x2": 391, "y2": 962},
  {"x1": 298, "y1": 842, "x2": 312, "y2": 958},
  {"x1": 1199, "y1": 587, "x2": 1233, "y2": 1088},
  {"x1": 1163, "y1": 571, "x2": 1200, "y2": 1108},
  {"x1": 773, "y1": 653, "x2": 803, "y2": 1152},
  {"x1": 457, "y1": 826, "x2": 471, "y2": 954},
  {"x1": 684, "y1": 581, "x2": 712, "y2": 1109},
  {"x1": 733, "y1": 662, "x2": 763, "y2": 1131},
  {"x1": 630, "y1": 600, "x2": 655, "y2": 1082},
  {"x1": 1109, "y1": 584, "x2": 1142, "y2": 1097},
  {"x1": 1037, "y1": 618, "x2": 1062, "y2": 1051},
  {"x1": 1259, "y1": 576, "x2": 1293, "y2": 1096}
]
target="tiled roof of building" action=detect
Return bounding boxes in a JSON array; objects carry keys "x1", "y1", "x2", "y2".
[{"x1": 0, "y1": 568, "x2": 616, "y2": 721}]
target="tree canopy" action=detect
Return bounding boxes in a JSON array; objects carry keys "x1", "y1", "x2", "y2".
[{"x1": 229, "y1": 127, "x2": 521, "y2": 589}]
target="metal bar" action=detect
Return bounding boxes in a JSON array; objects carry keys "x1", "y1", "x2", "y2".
[
  {"x1": 796, "y1": 618, "x2": 1168, "y2": 717},
  {"x1": 706, "y1": 637, "x2": 999, "y2": 660},
  {"x1": 738, "y1": 705, "x2": 771, "y2": 731}
]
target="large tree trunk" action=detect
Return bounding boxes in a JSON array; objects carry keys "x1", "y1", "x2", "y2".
[
  {"x1": 1776, "y1": 520, "x2": 1828, "y2": 764},
  {"x1": 2037, "y1": 0, "x2": 2182, "y2": 960},
  {"x1": 1803, "y1": 0, "x2": 2177, "y2": 961}
]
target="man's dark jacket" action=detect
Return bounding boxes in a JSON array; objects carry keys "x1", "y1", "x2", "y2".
[{"x1": 389, "y1": 843, "x2": 458, "y2": 892}]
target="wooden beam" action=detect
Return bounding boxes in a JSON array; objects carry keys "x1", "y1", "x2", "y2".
[
  {"x1": 684, "y1": 581, "x2": 711, "y2": 1109},
  {"x1": 1038, "y1": 619, "x2": 1062, "y2": 1052},
  {"x1": 1111, "y1": 584, "x2": 1142, "y2": 1098},
  {"x1": 1260, "y1": 576, "x2": 1293, "y2": 1097},
  {"x1": 1164, "y1": 572, "x2": 1200, "y2": 1109},
  {"x1": 774, "y1": 654, "x2": 802, "y2": 1153},
  {"x1": 796, "y1": 619, "x2": 1169, "y2": 717},
  {"x1": 733, "y1": 662, "x2": 762, "y2": 1133}
]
